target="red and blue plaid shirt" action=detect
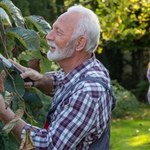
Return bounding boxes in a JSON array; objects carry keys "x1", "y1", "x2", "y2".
[{"x1": 21, "y1": 55, "x2": 113, "y2": 149}]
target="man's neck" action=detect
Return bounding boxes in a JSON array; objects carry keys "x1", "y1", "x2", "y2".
[{"x1": 58, "y1": 52, "x2": 92, "y2": 74}]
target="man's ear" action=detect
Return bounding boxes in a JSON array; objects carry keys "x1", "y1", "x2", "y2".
[{"x1": 75, "y1": 36, "x2": 86, "y2": 51}]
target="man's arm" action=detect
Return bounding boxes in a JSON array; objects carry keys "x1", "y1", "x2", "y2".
[
  {"x1": 0, "y1": 95, "x2": 26, "y2": 141},
  {"x1": 32, "y1": 73, "x2": 53, "y2": 95}
]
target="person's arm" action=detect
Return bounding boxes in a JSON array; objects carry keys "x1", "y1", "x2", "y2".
[
  {"x1": 0, "y1": 95, "x2": 26, "y2": 141},
  {"x1": 33, "y1": 73, "x2": 54, "y2": 95}
]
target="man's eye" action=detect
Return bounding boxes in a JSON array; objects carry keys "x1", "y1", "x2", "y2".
[{"x1": 56, "y1": 31, "x2": 62, "y2": 36}]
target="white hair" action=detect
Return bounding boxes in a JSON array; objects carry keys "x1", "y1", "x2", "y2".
[{"x1": 67, "y1": 5, "x2": 101, "y2": 53}]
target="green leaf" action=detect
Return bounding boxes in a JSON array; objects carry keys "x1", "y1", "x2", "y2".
[
  {"x1": 23, "y1": 89, "x2": 43, "y2": 110},
  {"x1": 18, "y1": 50, "x2": 42, "y2": 62},
  {"x1": 4, "y1": 71, "x2": 25, "y2": 97},
  {"x1": 0, "y1": 0, "x2": 25, "y2": 27},
  {"x1": 0, "y1": 7, "x2": 12, "y2": 27},
  {"x1": 40, "y1": 38, "x2": 49, "y2": 53},
  {"x1": 22, "y1": 88, "x2": 50, "y2": 126},
  {"x1": 0, "y1": 122, "x2": 19, "y2": 149},
  {"x1": 6, "y1": 27, "x2": 40, "y2": 51},
  {"x1": 25, "y1": 15, "x2": 51, "y2": 37},
  {"x1": 40, "y1": 57, "x2": 53, "y2": 73}
]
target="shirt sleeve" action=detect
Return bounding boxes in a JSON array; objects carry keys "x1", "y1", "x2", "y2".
[
  {"x1": 45, "y1": 70, "x2": 64, "y2": 95},
  {"x1": 21, "y1": 82, "x2": 112, "y2": 149},
  {"x1": 46, "y1": 69, "x2": 64, "y2": 81}
]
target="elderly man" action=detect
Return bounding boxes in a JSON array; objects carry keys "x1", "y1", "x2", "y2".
[{"x1": 0, "y1": 5, "x2": 114, "y2": 150}]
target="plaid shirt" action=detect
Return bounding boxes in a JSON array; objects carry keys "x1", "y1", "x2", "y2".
[{"x1": 21, "y1": 55, "x2": 113, "y2": 150}]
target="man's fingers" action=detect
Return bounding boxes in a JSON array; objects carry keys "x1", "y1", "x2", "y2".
[
  {"x1": 9, "y1": 60, "x2": 43, "y2": 84},
  {"x1": 20, "y1": 70, "x2": 42, "y2": 81},
  {"x1": 24, "y1": 82, "x2": 34, "y2": 88},
  {"x1": 20, "y1": 70, "x2": 34, "y2": 80}
]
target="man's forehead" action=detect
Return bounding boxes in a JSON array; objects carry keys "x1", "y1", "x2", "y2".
[
  {"x1": 57, "y1": 11, "x2": 81, "y2": 24},
  {"x1": 53, "y1": 12, "x2": 80, "y2": 31}
]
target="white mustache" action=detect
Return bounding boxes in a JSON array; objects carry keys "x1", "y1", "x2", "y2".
[{"x1": 47, "y1": 41, "x2": 56, "y2": 48}]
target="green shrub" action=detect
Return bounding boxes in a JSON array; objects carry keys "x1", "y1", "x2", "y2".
[
  {"x1": 134, "y1": 80, "x2": 149, "y2": 103},
  {"x1": 112, "y1": 80, "x2": 139, "y2": 118}
]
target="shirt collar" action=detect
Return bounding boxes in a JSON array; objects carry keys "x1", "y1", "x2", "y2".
[{"x1": 62, "y1": 54, "x2": 96, "y2": 86}]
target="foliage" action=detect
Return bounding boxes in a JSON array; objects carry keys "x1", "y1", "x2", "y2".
[
  {"x1": 112, "y1": 80, "x2": 139, "y2": 118},
  {"x1": 11, "y1": 0, "x2": 30, "y2": 16},
  {"x1": 0, "y1": 0, "x2": 55, "y2": 149},
  {"x1": 90, "y1": 0, "x2": 150, "y2": 100},
  {"x1": 134, "y1": 80, "x2": 149, "y2": 102},
  {"x1": 0, "y1": 122, "x2": 19, "y2": 150}
]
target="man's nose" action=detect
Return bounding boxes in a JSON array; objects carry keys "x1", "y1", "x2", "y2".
[{"x1": 46, "y1": 30, "x2": 54, "y2": 41}]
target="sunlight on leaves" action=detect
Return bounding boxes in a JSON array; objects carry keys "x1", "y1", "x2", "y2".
[
  {"x1": 127, "y1": 134, "x2": 150, "y2": 147},
  {"x1": 97, "y1": 47, "x2": 103, "y2": 54},
  {"x1": 4, "y1": 91, "x2": 15, "y2": 108},
  {"x1": 6, "y1": 27, "x2": 40, "y2": 51},
  {"x1": 0, "y1": 0, "x2": 25, "y2": 27},
  {"x1": 0, "y1": 7, "x2": 12, "y2": 27}
]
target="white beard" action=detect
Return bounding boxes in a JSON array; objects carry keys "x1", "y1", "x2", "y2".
[{"x1": 47, "y1": 40, "x2": 75, "y2": 61}]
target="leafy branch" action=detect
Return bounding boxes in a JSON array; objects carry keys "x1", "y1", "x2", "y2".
[{"x1": 0, "y1": 0, "x2": 52, "y2": 135}]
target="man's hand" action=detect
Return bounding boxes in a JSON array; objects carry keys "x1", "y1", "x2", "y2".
[
  {"x1": 11, "y1": 61, "x2": 43, "y2": 88},
  {"x1": 20, "y1": 68, "x2": 43, "y2": 88},
  {"x1": 11, "y1": 61, "x2": 54, "y2": 95}
]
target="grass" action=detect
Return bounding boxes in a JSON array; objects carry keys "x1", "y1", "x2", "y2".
[{"x1": 110, "y1": 104, "x2": 150, "y2": 150}]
